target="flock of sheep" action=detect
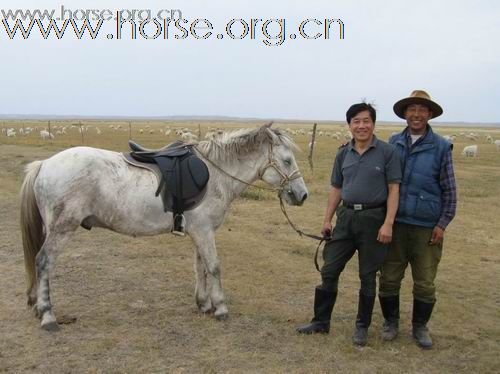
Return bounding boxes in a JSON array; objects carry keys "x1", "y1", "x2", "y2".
[
  {"x1": 440, "y1": 132, "x2": 500, "y2": 157},
  {"x1": 2, "y1": 125, "x2": 500, "y2": 157}
]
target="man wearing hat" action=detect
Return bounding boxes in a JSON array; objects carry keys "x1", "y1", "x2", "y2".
[{"x1": 379, "y1": 90, "x2": 457, "y2": 349}]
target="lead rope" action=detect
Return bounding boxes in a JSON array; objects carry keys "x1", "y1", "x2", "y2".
[{"x1": 279, "y1": 196, "x2": 329, "y2": 272}]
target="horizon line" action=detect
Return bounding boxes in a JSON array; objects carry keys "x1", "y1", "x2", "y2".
[{"x1": 0, "y1": 113, "x2": 498, "y2": 126}]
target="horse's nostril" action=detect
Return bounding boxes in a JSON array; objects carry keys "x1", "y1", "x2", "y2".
[{"x1": 301, "y1": 193, "x2": 308, "y2": 202}]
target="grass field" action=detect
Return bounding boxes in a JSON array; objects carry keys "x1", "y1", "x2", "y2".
[{"x1": 0, "y1": 120, "x2": 499, "y2": 373}]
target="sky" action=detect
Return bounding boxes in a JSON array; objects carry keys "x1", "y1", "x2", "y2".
[{"x1": 0, "y1": 0, "x2": 499, "y2": 123}]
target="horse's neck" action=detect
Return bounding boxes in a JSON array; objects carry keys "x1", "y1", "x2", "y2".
[{"x1": 208, "y1": 148, "x2": 267, "y2": 204}]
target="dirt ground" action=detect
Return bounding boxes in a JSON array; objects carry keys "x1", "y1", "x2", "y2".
[{"x1": 0, "y1": 123, "x2": 499, "y2": 373}]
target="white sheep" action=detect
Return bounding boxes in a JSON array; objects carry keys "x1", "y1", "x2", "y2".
[
  {"x1": 181, "y1": 131, "x2": 198, "y2": 142},
  {"x1": 443, "y1": 135, "x2": 454, "y2": 143},
  {"x1": 462, "y1": 145, "x2": 478, "y2": 157},
  {"x1": 40, "y1": 130, "x2": 54, "y2": 140}
]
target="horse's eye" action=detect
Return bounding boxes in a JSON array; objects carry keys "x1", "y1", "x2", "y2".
[{"x1": 284, "y1": 159, "x2": 292, "y2": 166}]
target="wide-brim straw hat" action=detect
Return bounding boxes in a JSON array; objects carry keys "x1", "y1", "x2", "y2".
[{"x1": 393, "y1": 90, "x2": 443, "y2": 119}]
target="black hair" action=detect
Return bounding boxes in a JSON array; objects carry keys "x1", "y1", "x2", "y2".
[{"x1": 346, "y1": 102, "x2": 376, "y2": 124}]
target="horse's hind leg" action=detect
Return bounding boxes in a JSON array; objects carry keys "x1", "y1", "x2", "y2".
[
  {"x1": 194, "y1": 251, "x2": 213, "y2": 313},
  {"x1": 35, "y1": 230, "x2": 75, "y2": 331}
]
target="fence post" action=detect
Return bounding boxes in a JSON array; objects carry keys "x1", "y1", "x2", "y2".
[
  {"x1": 79, "y1": 121, "x2": 84, "y2": 144},
  {"x1": 308, "y1": 123, "x2": 317, "y2": 172},
  {"x1": 48, "y1": 120, "x2": 52, "y2": 143}
]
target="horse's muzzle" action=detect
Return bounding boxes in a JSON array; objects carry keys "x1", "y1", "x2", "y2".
[{"x1": 287, "y1": 189, "x2": 307, "y2": 206}]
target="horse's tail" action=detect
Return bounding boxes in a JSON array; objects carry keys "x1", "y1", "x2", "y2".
[{"x1": 20, "y1": 160, "x2": 45, "y2": 302}]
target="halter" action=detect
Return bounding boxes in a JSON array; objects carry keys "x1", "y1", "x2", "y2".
[{"x1": 257, "y1": 142, "x2": 303, "y2": 191}]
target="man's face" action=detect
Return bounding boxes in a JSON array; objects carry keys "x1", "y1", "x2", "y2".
[
  {"x1": 349, "y1": 110, "x2": 374, "y2": 142},
  {"x1": 404, "y1": 104, "x2": 432, "y2": 134}
]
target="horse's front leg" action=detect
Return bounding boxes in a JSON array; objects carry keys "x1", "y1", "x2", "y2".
[
  {"x1": 190, "y1": 230, "x2": 228, "y2": 320},
  {"x1": 193, "y1": 251, "x2": 213, "y2": 313}
]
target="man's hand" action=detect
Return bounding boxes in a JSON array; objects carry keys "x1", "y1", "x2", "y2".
[
  {"x1": 377, "y1": 222, "x2": 393, "y2": 244},
  {"x1": 321, "y1": 222, "x2": 333, "y2": 239},
  {"x1": 429, "y1": 226, "x2": 444, "y2": 245}
]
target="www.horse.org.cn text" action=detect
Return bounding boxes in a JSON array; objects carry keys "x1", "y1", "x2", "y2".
[{"x1": 1, "y1": 14, "x2": 345, "y2": 46}]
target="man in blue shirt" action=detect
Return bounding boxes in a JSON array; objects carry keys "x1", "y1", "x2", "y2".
[{"x1": 379, "y1": 90, "x2": 457, "y2": 349}]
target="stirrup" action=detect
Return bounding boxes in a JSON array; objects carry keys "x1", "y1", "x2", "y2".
[{"x1": 172, "y1": 214, "x2": 186, "y2": 236}]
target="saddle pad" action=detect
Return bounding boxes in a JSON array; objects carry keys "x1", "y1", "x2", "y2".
[{"x1": 121, "y1": 153, "x2": 161, "y2": 184}]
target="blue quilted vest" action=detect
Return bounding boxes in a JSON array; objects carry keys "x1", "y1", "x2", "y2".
[{"x1": 390, "y1": 126, "x2": 451, "y2": 228}]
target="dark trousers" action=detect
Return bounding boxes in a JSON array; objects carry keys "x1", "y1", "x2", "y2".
[
  {"x1": 379, "y1": 223, "x2": 443, "y2": 303},
  {"x1": 321, "y1": 206, "x2": 389, "y2": 296}
]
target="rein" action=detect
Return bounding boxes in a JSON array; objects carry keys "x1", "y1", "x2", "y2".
[{"x1": 194, "y1": 143, "x2": 327, "y2": 272}]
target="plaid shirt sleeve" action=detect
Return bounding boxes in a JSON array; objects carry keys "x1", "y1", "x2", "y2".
[{"x1": 438, "y1": 148, "x2": 457, "y2": 229}]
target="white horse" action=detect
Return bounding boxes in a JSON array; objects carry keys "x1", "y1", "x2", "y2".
[{"x1": 20, "y1": 124, "x2": 308, "y2": 330}]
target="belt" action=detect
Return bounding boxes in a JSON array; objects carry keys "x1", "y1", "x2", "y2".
[{"x1": 342, "y1": 201, "x2": 386, "y2": 211}]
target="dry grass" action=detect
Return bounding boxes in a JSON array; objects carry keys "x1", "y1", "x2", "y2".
[{"x1": 0, "y1": 121, "x2": 499, "y2": 373}]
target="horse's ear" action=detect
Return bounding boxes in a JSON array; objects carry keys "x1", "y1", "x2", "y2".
[
  {"x1": 260, "y1": 121, "x2": 273, "y2": 129},
  {"x1": 261, "y1": 122, "x2": 280, "y2": 144}
]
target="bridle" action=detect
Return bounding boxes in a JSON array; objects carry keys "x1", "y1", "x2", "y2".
[{"x1": 257, "y1": 142, "x2": 303, "y2": 191}]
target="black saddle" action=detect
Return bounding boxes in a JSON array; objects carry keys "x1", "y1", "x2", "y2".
[{"x1": 128, "y1": 140, "x2": 210, "y2": 231}]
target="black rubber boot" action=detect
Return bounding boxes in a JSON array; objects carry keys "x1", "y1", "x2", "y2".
[
  {"x1": 379, "y1": 295, "x2": 400, "y2": 341},
  {"x1": 352, "y1": 293, "x2": 376, "y2": 346},
  {"x1": 412, "y1": 299, "x2": 435, "y2": 349},
  {"x1": 296, "y1": 287, "x2": 337, "y2": 334}
]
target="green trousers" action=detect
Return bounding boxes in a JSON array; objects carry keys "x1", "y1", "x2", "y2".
[
  {"x1": 379, "y1": 223, "x2": 443, "y2": 304},
  {"x1": 321, "y1": 205, "x2": 388, "y2": 297}
]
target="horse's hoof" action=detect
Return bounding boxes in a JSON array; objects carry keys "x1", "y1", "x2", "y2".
[
  {"x1": 200, "y1": 305, "x2": 215, "y2": 314},
  {"x1": 41, "y1": 321, "x2": 60, "y2": 332},
  {"x1": 215, "y1": 312, "x2": 229, "y2": 321}
]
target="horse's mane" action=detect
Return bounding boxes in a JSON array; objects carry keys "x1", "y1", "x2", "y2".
[{"x1": 197, "y1": 127, "x2": 298, "y2": 162}]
